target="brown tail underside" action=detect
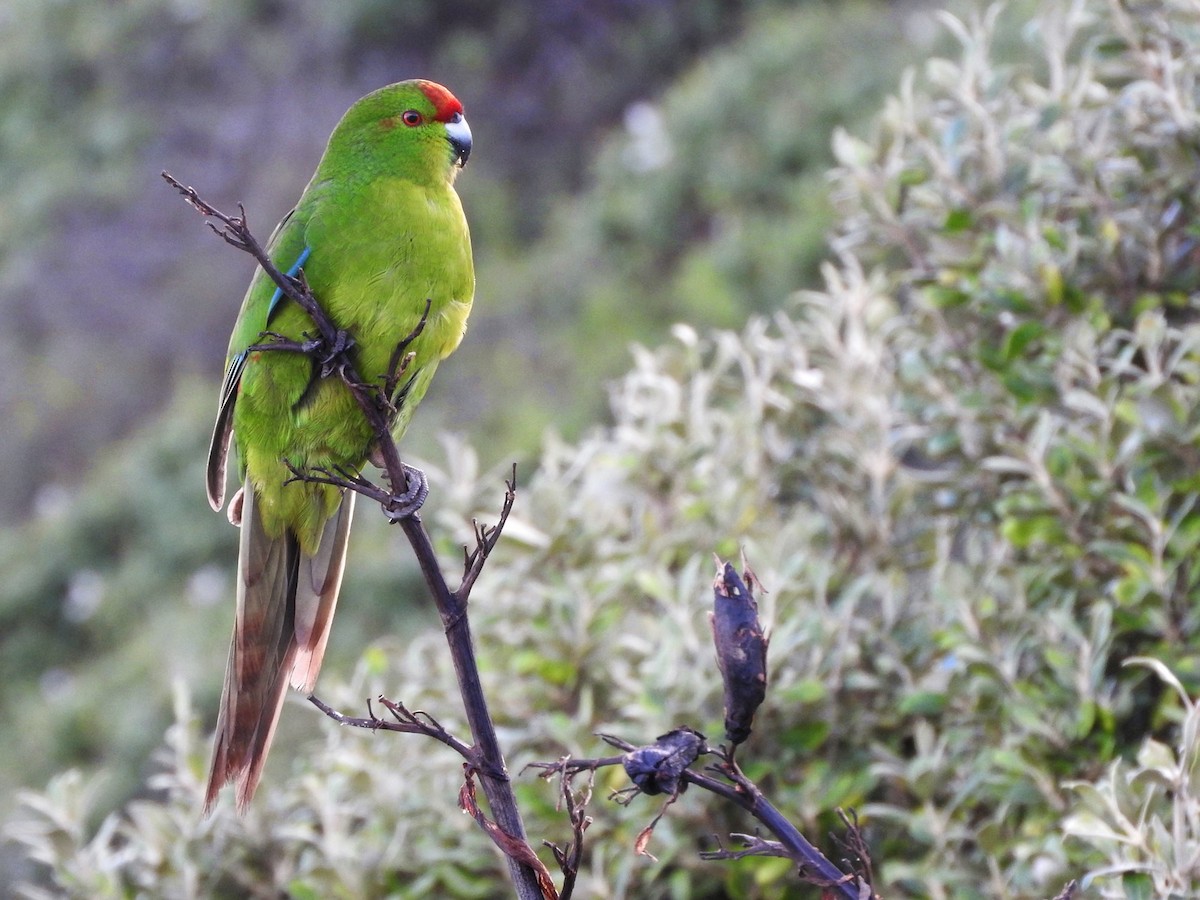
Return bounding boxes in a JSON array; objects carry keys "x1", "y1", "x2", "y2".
[{"x1": 204, "y1": 480, "x2": 355, "y2": 815}]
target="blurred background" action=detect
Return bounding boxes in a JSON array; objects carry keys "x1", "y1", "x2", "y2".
[
  {"x1": 0, "y1": 0, "x2": 945, "y2": 887},
  {"x1": 9, "y1": 1, "x2": 1200, "y2": 894}
]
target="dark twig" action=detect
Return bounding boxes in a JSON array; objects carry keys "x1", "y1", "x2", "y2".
[
  {"x1": 169, "y1": 174, "x2": 543, "y2": 900},
  {"x1": 249, "y1": 323, "x2": 356, "y2": 379},
  {"x1": 280, "y1": 458, "x2": 428, "y2": 521},
  {"x1": 306, "y1": 694, "x2": 481, "y2": 763},
  {"x1": 541, "y1": 760, "x2": 593, "y2": 900},
  {"x1": 161, "y1": 172, "x2": 347, "y2": 359},
  {"x1": 832, "y1": 808, "x2": 876, "y2": 893},
  {"x1": 699, "y1": 833, "x2": 791, "y2": 861},
  {"x1": 528, "y1": 756, "x2": 628, "y2": 778},
  {"x1": 459, "y1": 465, "x2": 517, "y2": 598},
  {"x1": 375, "y1": 695, "x2": 506, "y2": 781},
  {"x1": 382, "y1": 298, "x2": 430, "y2": 407},
  {"x1": 700, "y1": 750, "x2": 868, "y2": 898}
]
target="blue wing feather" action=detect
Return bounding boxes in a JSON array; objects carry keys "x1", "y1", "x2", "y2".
[{"x1": 266, "y1": 245, "x2": 313, "y2": 324}]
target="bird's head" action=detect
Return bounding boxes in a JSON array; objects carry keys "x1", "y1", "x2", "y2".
[{"x1": 323, "y1": 79, "x2": 472, "y2": 184}]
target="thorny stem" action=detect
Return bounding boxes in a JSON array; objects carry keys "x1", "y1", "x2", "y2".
[{"x1": 166, "y1": 172, "x2": 545, "y2": 900}]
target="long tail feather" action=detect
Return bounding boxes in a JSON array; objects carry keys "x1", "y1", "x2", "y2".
[
  {"x1": 291, "y1": 491, "x2": 355, "y2": 693},
  {"x1": 204, "y1": 479, "x2": 353, "y2": 815}
]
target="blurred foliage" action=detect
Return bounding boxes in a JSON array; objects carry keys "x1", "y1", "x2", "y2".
[
  {"x1": 1061, "y1": 658, "x2": 1200, "y2": 898},
  {"x1": 460, "y1": 0, "x2": 940, "y2": 452},
  {"x1": 10, "y1": 0, "x2": 1200, "y2": 897}
]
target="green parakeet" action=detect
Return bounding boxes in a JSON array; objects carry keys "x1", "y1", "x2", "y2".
[{"x1": 203, "y1": 80, "x2": 474, "y2": 813}]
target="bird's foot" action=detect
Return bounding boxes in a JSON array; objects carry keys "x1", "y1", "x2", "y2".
[
  {"x1": 382, "y1": 463, "x2": 429, "y2": 521},
  {"x1": 314, "y1": 328, "x2": 356, "y2": 377},
  {"x1": 248, "y1": 331, "x2": 310, "y2": 354},
  {"x1": 250, "y1": 329, "x2": 356, "y2": 377}
]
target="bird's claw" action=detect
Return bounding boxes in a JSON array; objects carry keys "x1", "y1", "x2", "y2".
[
  {"x1": 383, "y1": 464, "x2": 429, "y2": 521},
  {"x1": 316, "y1": 329, "x2": 355, "y2": 375}
]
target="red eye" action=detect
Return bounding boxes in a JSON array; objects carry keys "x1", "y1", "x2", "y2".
[{"x1": 402, "y1": 110, "x2": 423, "y2": 127}]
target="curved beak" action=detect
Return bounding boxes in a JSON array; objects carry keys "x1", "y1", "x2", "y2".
[{"x1": 445, "y1": 112, "x2": 472, "y2": 168}]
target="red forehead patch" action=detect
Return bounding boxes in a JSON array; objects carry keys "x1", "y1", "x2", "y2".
[{"x1": 416, "y1": 80, "x2": 463, "y2": 122}]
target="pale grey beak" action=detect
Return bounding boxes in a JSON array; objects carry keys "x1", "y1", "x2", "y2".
[{"x1": 445, "y1": 113, "x2": 471, "y2": 167}]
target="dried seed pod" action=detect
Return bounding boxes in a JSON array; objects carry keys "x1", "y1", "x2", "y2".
[
  {"x1": 710, "y1": 560, "x2": 768, "y2": 745},
  {"x1": 622, "y1": 727, "x2": 705, "y2": 796}
]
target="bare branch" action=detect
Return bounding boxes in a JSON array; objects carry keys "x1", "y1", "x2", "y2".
[
  {"x1": 306, "y1": 694, "x2": 481, "y2": 763},
  {"x1": 525, "y1": 755, "x2": 628, "y2": 780},
  {"x1": 832, "y1": 808, "x2": 876, "y2": 894},
  {"x1": 459, "y1": 465, "x2": 518, "y2": 599},
  {"x1": 540, "y1": 761, "x2": 594, "y2": 900},
  {"x1": 162, "y1": 171, "x2": 346, "y2": 359}
]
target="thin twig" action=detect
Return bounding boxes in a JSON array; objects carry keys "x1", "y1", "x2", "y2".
[
  {"x1": 459, "y1": 464, "x2": 517, "y2": 598},
  {"x1": 833, "y1": 808, "x2": 876, "y2": 893},
  {"x1": 278, "y1": 458, "x2": 428, "y2": 520},
  {"x1": 699, "y1": 833, "x2": 791, "y2": 861},
  {"x1": 701, "y1": 752, "x2": 868, "y2": 898},
  {"x1": 541, "y1": 760, "x2": 593, "y2": 900},
  {"x1": 306, "y1": 694, "x2": 482, "y2": 763},
  {"x1": 162, "y1": 172, "x2": 345, "y2": 356},
  {"x1": 382, "y1": 298, "x2": 430, "y2": 406}
]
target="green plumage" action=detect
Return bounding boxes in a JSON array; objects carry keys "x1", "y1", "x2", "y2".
[{"x1": 203, "y1": 80, "x2": 474, "y2": 812}]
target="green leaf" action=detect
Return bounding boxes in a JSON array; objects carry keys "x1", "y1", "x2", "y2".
[
  {"x1": 942, "y1": 208, "x2": 974, "y2": 233},
  {"x1": 1122, "y1": 871, "x2": 1154, "y2": 900},
  {"x1": 1002, "y1": 321, "x2": 1046, "y2": 362},
  {"x1": 511, "y1": 650, "x2": 578, "y2": 686},
  {"x1": 898, "y1": 166, "x2": 929, "y2": 186},
  {"x1": 778, "y1": 677, "x2": 827, "y2": 704},
  {"x1": 924, "y1": 284, "x2": 971, "y2": 308},
  {"x1": 782, "y1": 719, "x2": 830, "y2": 752},
  {"x1": 899, "y1": 690, "x2": 948, "y2": 717},
  {"x1": 1001, "y1": 513, "x2": 1065, "y2": 548},
  {"x1": 753, "y1": 855, "x2": 795, "y2": 886}
]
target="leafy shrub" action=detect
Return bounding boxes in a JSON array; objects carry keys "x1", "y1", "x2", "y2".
[
  {"x1": 1063, "y1": 658, "x2": 1200, "y2": 898},
  {"x1": 459, "y1": 0, "x2": 936, "y2": 450},
  {"x1": 10, "y1": 0, "x2": 1200, "y2": 897}
]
